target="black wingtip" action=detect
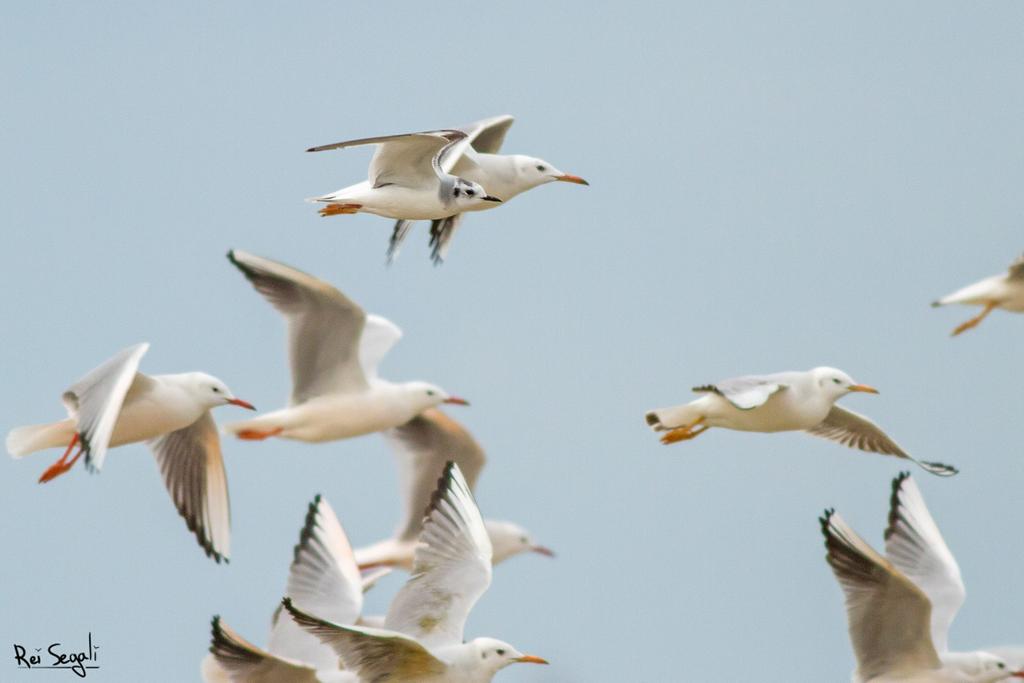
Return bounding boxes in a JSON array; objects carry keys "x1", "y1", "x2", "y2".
[
  {"x1": 645, "y1": 412, "x2": 660, "y2": 426},
  {"x1": 920, "y1": 460, "x2": 959, "y2": 477},
  {"x1": 930, "y1": 300, "x2": 942, "y2": 308},
  {"x1": 883, "y1": 473, "x2": 912, "y2": 541},
  {"x1": 293, "y1": 494, "x2": 324, "y2": 564}
]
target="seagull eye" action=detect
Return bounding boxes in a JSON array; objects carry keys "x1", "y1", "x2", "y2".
[
  {"x1": 427, "y1": 390, "x2": 435, "y2": 396},
  {"x1": 999, "y1": 663, "x2": 1006, "y2": 670},
  {"x1": 466, "y1": 189, "x2": 475, "y2": 196},
  {"x1": 536, "y1": 165, "x2": 546, "y2": 171},
  {"x1": 832, "y1": 378, "x2": 841, "y2": 385},
  {"x1": 496, "y1": 649, "x2": 506, "y2": 656},
  {"x1": 212, "y1": 387, "x2": 220, "y2": 393}
]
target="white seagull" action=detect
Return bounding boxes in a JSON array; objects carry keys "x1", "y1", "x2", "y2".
[
  {"x1": 306, "y1": 128, "x2": 502, "y2": 222},
  {"x1": 932, "y1": 253, "x2": 1024, "y2": 336},
  {"x1": 821, "y1": 509, "x2": 1024, "y2": 682},
  {"x1": 354, "y1": 408, "x2": 553, "y2": 571},
  {"x1": 384, "y1": 115, "x2": 588, "y2": 264},
  {"x1": 885, "y1": 472, "x2": 1024, "y2": 676},
  {"x1": 223, "y1": 250, "x2": 467, "y2": 443},
  {"x1": 644, "y1": 366, "x2": 957, "y2": 476},
  {"x1": 203, "y1": 494, "x2": 388, "y2": 682},
  {"x1": 283, "y1": 462, "x2": 549, "y2": 683},
  {"x1": 5, "y1": 342, "x2": 254, "y2": 562}
]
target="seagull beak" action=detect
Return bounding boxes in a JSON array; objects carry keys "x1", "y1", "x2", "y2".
[
  {"x1": 514, "y1": 655, "x2": 549, "y2": 665},
  {"x1": 443, "y1": 396, "x2": 470, "y2": 406},
  {"x1": 481, "y1": 195, "x2": 502, "y2": 203},
  {"x1": 227, "y1": 398, "x2": 257, "y2": 410},
  {"x1": 555, "y1": 173, "x2": 589, "y2": 185},
  {"x1": 847, "y1": 384, "x2": 879, "y2": 394},
  {"x1": 531, "y1": 545, "x2": 556, "y2": 557},
  {"x1": 1010, "y1": 671, "x2": 1024, "y2": 679}
]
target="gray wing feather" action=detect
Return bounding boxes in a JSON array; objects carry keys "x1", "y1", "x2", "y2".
[
  {"x1": 821, "y1": 510, "x2": 941, "y2": 680},
  {"x1": 387, "y1": 409, "x2": 487, "y2": 542},
  {"x1": 384, "y1": 463, "x2": 492, "y2": 649},
  {"x1": 693, "y1": 374, "x2": 789, "y2": 410},
  {"x1": 148, "y1": 412, "x2": 231, "y2": 563},
  {"x1": 282, "y1": 601, "x2": 446, "y2": 681},
  {"x1": 62, "y1": 342, "x2": 150, "y2": 472},
  {"x1": 228, "y1": 250, "x2": 369, "y2": 403},
  {"x1": 458, "y1": 114, "x2": 515, "y2": 153},
  {"x1": 807, "y1": 406, "x2": 957, "y2": 476},
  {"x1": 208, "y1": 616, "x2": 320, "y2": 683},
  {"x1": 428, "y1": 214, "x2": 464, "y2": 265},
  {"x1": 386, "y1": 220, "x2": 416, "y2": 265}
]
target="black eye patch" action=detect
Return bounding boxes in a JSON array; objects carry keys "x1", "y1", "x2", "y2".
[{"x1": 453, "y1": 187, "x2": 461, "y2": 197}]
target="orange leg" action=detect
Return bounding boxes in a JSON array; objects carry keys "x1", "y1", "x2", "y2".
[
  {"x1": 235, "y1": 427, "x2": 283, "y2": 441},
  {"x1": 660, "y1": 418, "x2": 709, "y2": 445},
  {"x1": 318, "y1": 203, "x2": 362, "y2": 217},
  {"x1": 38, "y1": 433, "x2": 84, "y2": 483},
  {"x1": 951, "y1": 301, "x2": 997, "y2": 336}
]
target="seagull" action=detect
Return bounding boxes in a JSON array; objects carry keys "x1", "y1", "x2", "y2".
[
  {"x1": 223, "y1": 250, "x2": 467, "y2": 443},
  {"x1": 644, "y1": 366, "x2": 957, "y2": 477},
  {"x1": 283, "y1": 462, "x2": 549, "y2": 683},
  {"x1": 203, "y1": 494, "x2": 388, "y2": 682},
  {"x1": 885, "y1": 472, "x2": 1024, "y2": 676},
  {"x1": 306, "y1": 128, "x2": 502, "y2": 223},
  {"x1": 5, "y1": 342, "x2": 254, "y2": 562},
  {"x1": 932, "y1": 253, "x2": 1024, "y2": 336},
  {"x1": 354, "y1": 408, "x2": 553, "y2": 571},
  {"x1": 384, "y1": 115, "x2": 589, "y2": 264},
  {"x1": 820, "y1": 508, "x2": 1024, "y2": 682}
]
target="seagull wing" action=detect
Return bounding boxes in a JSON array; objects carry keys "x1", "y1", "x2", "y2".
[
  {"x1": 427, "y1": 215, "x2": 464, "y2": 265},
  {"x1": 61, "y1": 342, "x2": 150, "y2": 472},
  {"x1": 283, "y1": 601, "x2": 446, "y2": 681},
  {"x1": 692, "y1": 374, "x2": 788, "y2": 410},
  {"x1": 148, "y1": 411, "x2": 231, "y2": 563},
  {"x1": 268, "y1": 495, "x2": 364, "y2": 668},
  {"x1": 1007, "y1": 253, "x2": 1024, "y2": 280},
  {"x1": 460, "y1": 114, "x2": 516, "y2": 154},
  {"x1": 384, "y1": 462, "x2": 492, "y2": 649},
  {"x1": 208, "y1": 616, "x2": 321, "y2": 683},
  {"x1": 821, "y1": 510, "x2": 942, "y2": 681},
  {"x1": 358, "y1": 314, "x2": 402, "y2": 383},
  {"x1": 806, "y1": 406, "x2": 957, "y2": 477},
  {"x1": 386, "y1": 409, "x2": 487, "y2": 543},
  {"x1": 228, "y1": 250, "x2": 369, "y2": 403},
  {"x1": 306, "y1": 129, "x2": 466, "y2": 188},
  {"x1": 883, "y1": 473, "x2": 966, "y2": 654}
]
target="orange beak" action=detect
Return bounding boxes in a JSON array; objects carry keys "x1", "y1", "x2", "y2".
[
  {"x1": 531, "y1": 545, "x2": 556, "y2": 557},
  {"x1": 443, "y1": 396, "x2": 470, "y2": 406},
  {"x1": 228, "y1": 398, "x2": 257, "y2": 410},
  {"x1": 1010, "y1": 671, "x2": 1024, "y2": 679},
  {"x1": 556, "y1": 173, "x2": 589, "y2": 185},
  {"x1": 847, "y1": 384, "x2": 879, "y2": 394},
  {"x1": 514, "y1": 655, "x2": 549, "y2": 665}
]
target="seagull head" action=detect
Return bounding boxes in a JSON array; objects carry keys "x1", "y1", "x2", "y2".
[
  {"x1": 485, "y1": 520, "x2": 555, "y2": 564},
  {"x1": 513, "y1": 155, "x2": 589, "y2": 190},
  {"x1": 469, "y1": 638, "x2": 548, "y2": 674},
  {"x1": 947, "y1": 651, "x2": 1024, "y2": 679},
  {"x1": 185, "y1": 372, "x2": 256, "y2": 411},
  {"x1": 811, "y1": 367, "x2": 878, "y2": 401},
  {"x1": 449, "y1": 177, "x2": 502, "y2": 209},
  {"x1": 404, "y1": 381, "x2": 469, "y2": 411}
]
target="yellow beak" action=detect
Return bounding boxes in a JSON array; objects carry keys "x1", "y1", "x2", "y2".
[
  {"x1": 514, "y1": 655, "x2": 549, "y2": 665},
  {"x1": 555, "y1": 174, "x2": 589, "y2": 185},
  {"x1": 847, "y1": 384, "x2": 879, "y2": 394}
]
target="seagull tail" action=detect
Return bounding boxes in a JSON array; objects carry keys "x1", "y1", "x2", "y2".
[
  {"x1": 5, "y1": 419, "x2": 76, "y2": 458},
  {"x1": 644, "y1": 403, "x2": 702, "y2": 432}
]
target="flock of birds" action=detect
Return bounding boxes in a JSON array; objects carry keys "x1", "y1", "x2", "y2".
[{"x1": 6, "y1": 113, "x2": 1024, "y2": 681}]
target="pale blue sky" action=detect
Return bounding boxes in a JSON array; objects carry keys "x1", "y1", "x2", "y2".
[{"x1": 2, "y1": 2, "x2": 1023, "y2": 681}]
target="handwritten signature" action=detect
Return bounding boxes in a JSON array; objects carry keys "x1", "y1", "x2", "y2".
[{"x1": 13, "y1": 633, "x2": 99, "y2": 678}]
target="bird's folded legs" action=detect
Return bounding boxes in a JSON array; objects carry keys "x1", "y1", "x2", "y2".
[
  {"x1": 951, "y1": 301, "x2": 997, "y2": 336},
  {"x1": 660, "y1": 418, "x2": 708, "y2": 444},
  {"x1": 235, "y1": 427, "x2": 283, "y2": 441},
  {"x1": 38, "y1": 433, "x2": 83, "y2": 484},
  {"x1": 318, "y1": 203, "x2": 362, "y2": 217}
]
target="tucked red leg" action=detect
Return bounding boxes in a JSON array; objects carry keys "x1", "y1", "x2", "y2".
[{"x1": 38, "y1": 434, "x2": 82, "y2": 484}]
